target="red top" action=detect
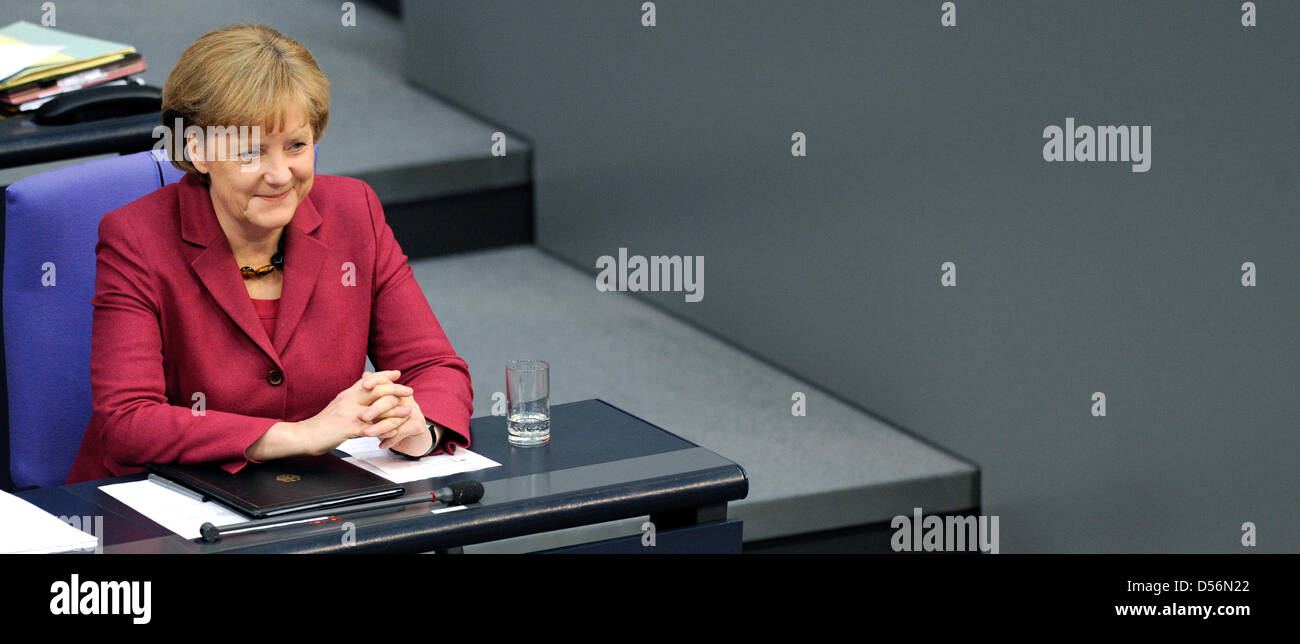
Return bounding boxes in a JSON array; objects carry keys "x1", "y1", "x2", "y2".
[
  {"x1": 251, "y1": 296, "x2": 280, "y2": 340},
  {"x1": 66, "y1": 172, "x2": 474, "y2": 483}
]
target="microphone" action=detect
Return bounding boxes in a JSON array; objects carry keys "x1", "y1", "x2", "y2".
[{"x1": 435, "y1": 480, "x2": 484, "y2": 505}]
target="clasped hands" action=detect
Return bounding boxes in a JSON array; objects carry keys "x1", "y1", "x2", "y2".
[
  {"x1": 356, "y1": 369, "x2": 439, "y2": 455},
  {"x1": 296, "y1": 369, "x2": 438, "y2": 458}
]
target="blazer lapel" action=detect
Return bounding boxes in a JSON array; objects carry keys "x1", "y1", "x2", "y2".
[
  {"x1": 272, "y1": 198, "x2": 326, "y2": 356},
  {"x1": 177, "y1": 173, "x2": 328, "y2": 365}
]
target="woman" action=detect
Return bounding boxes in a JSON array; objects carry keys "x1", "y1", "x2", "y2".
[{"x1": 66, "y1": 23, "x2": 473, "y2": 483}]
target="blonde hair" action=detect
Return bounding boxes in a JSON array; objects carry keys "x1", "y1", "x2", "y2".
[{"x1": 161, "y1": 23, "x2": 330, "y2": 184}]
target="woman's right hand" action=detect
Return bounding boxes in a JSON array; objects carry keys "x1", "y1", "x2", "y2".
[{"x1": 294, "y1": 370, "x2": 415, "y2": 455}]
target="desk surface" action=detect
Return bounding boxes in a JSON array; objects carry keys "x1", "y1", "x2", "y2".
[{"x1": 18, "y1": 399, "x2": 749, "y2": 553}]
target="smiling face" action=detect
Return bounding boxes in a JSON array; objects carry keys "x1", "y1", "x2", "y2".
[{"x1": 186, "y1": 101, "x2": 316, "y2": 246}]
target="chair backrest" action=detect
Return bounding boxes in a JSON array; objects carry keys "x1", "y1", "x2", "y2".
[
  {"x1": 3, "y1": 146, "x2": 319, "y2": 487},
  {"x1": 4, "y1": 149, "x2": 185, "y2": 488}
]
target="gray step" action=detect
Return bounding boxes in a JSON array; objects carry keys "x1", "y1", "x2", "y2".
[{"x1": 402, "y1": 246, "x2": 979, "y2": 552}]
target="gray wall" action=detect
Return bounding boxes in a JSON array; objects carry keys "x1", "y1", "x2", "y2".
[{"x1": 405, "y1": 1, "x2": 1298, "y2": 553}]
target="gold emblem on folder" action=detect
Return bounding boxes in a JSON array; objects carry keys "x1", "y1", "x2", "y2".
[{"x1": 276, "y1": 474, "x2": 302, "y2": 483}]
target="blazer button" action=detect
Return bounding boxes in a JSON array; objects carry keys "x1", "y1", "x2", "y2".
[{"x1": 267, "y1": 368, "x2": 284, "y2": 386}]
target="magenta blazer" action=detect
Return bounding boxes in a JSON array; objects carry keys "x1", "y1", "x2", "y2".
[{"x1": 67, "y1": 172, "x2": 473, "y2": 483}]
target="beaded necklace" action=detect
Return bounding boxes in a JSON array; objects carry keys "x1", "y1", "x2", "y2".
[{"x1": 238, "y1": 232, "x2": 285, "y2": 280}]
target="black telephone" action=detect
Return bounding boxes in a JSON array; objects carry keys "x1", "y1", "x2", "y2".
[{"x1": 33, "y1": 83, "x2": 162, "y2": 126}]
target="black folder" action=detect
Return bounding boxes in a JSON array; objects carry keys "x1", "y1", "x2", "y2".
[{"x1": 146, "y1": 454, "x2": 405, "y2": 518}]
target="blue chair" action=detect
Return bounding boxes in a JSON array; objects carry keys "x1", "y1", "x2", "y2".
[
  {"x1": 4, "y1": 146, "x2": 317, "y2": 487},
  {"x1": 4, "y1": 149, "x2": 186, "y2": 489}
]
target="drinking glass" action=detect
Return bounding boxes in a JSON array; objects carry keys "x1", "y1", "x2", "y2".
[{"x1": 506, "y1": 360, "x2": 549, "y2": 446}]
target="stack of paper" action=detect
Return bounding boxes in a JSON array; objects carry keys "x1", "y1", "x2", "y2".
[{"x1": 0, "y1": 489, "x2": 100, "y2": 553}]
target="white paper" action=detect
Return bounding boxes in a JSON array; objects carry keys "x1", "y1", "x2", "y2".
[
  {"x1": 99, "y1": 480, "x2": 248, "y2": 540},
  {"x1": 0, "y1": 489, "x2": 100, "y2": 554},
  {"x1": 0, "y1": 44, "x2": 64, "y2": 83},
  {"x1": 337, "y1": 437, "x2": 500, "y2": 484}
]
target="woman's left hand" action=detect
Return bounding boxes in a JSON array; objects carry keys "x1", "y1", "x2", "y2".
[{"x1": 358, "y1": 372, "x2": 438, "y2": 455}]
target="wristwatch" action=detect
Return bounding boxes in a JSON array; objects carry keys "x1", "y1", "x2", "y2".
[{"x1": 388, "y1": 419, "x2": 440, "y2": 460}]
